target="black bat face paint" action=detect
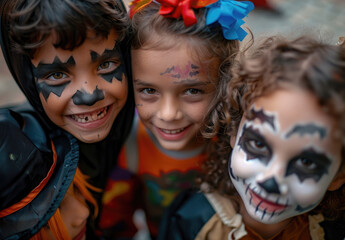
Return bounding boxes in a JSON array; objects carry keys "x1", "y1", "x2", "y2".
[
  {"x1": 72, "y1": 86, "x2": 105, "y2": 106},
  {"x1": 90, "y1": 42, "x2": 125, "y2": 83},
  {"x1": 33, "y1": 56, "x2": 75, "y2": 100}
]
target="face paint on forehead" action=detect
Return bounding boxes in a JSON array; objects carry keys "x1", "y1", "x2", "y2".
[
  {"x1": 285, "y1": 123, "x2": 327, "y2": 139},
  {"x1": 285, "y1": 148, "x2": 331, "y2": 182},
  {"x1": 247, "y1": 108, "x2": 276, "y2": 131},
  {"x1": 33, "y1": 56, "x2": 75, "y2": 101},
  {"x1": 160, "y1": 61, "x2": 200, "y2": 80},
  {"x1": 90, "y1": 42, "x2": 126, "y2": 83},
  {"x1": 72, "y1": 86, "x2": 105, "y2": 106}
]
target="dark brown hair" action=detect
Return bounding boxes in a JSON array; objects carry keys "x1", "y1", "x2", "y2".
[
  {"x1": 7, "y1": 0, "x2": 130, "y2": 58},
  {"x1": 203, "y1": 36, "x2": 345, "y2": 220}
]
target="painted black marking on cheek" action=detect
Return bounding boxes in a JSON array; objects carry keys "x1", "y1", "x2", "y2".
[
  {"x1": 101, "y1": 63, "x2": 124, "y2": 83},
  {"x1": 36, "y1": 81, "x2": 71, "y2": 101},
  {"x1": 248, "y1": 108, "x2": 275, "y2": 131},
  {"x1": 295, "y1": 203, "x2": 316, "y2": 213},
  {"x1": 258, "y1": 177, "x2": 280, "y2": 194},
  {"x1": 285, "y1": 148, "x2": 331, "y2": 182},
  {"x1": 228, "y1": 166, "x2": 237, "y2": 180},
  {"x1": 72, "y1": 86, "x2": 105, "y2": 106},
  {"x1": 285, "y1": 124, "x2": 327, "y2": 139}
]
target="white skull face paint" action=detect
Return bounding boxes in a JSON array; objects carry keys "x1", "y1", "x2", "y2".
[{"x1": 229, "y1": 87, "x2": 342, "y2": 224}]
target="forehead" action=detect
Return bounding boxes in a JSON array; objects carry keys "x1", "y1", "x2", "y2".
[
  {"x1": 32, "y1": 29, "x2": 119, "y2": 66},
  {"x1": 249, "y1": 87, "x2": 334, "y2": 132}
]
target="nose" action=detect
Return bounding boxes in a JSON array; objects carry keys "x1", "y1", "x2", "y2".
[
  {"x1": 156, "y1": 96, "x2": 183, "y2": 121},
  {"x1": 72, "y1": 72, "x2": 105, "y2": 106},
  {"x1": 258, "y1": 177, "x2": 280, "y2": 194},
  {"x1": 257, "y1": 158, "x2": 288, "y2": 195}
]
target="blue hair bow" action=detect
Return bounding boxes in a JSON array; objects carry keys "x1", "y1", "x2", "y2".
[{"x1": 206, "y1": 0, "x2": 254, "y2": 41}]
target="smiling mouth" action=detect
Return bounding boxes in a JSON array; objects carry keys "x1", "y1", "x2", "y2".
[
  {"x1": 70, "y1": 106, "x2": 109, "y2": 123},
  {"x1": 159, "y1": 127, "x2": 187, "y2": 134},
  {"x1": 249, "y1": 188, "x2": 288, "y2": 214}
]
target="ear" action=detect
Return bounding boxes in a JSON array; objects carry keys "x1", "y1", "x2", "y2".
[{"x1": 328, "y1": 168, "x2": 345, "y2": 191}]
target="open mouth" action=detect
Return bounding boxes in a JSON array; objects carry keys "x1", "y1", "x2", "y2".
[
  {"x1": 70, "y1": 106, "x2": 109, "y2": 123},
  {"x1": 249, "y1": 189, "x2": 288, "y2": 214}
]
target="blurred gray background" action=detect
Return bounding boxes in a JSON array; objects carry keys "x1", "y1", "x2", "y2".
[{"x1": 1, "y1": 0, "x2": 345, "y2": 107}]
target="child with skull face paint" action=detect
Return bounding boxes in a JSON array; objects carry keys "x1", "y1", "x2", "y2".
[
  {"x1": 158, "y1": 36, "x2": 345, "y2": 240},
  {"x1": 0, "y1": 0, "x2": 135, "y2": 237},
  {"x1": 97, "y1": 0, "x2": 254, "y2": 239}
]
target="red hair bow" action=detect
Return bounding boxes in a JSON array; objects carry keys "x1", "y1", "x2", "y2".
[{"x1": 130, "y1": 0, "x2": 217, "y2": 27}]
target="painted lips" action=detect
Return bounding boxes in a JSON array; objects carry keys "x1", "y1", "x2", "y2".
[{"x1": 249, "y1": 189, "x2": 288, "y2": 214}]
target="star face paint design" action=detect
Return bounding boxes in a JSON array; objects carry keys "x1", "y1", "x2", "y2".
[
  {"x1": 30, "y1": 29, "x2": 128, "y2": 143},
  {"x1": 160, "y1": 61, "x2": 200, "y2": 80},
  {"x1": 229, "y1": 88, "x2": 342, "y2": 224},
  {"x1": 72, "y1": 86, "x2": 105, "y2": 106}
]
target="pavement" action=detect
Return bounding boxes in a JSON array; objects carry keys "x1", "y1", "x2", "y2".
[{"x1": 1, "y1": 0, "x2": 345, "y2": 107}]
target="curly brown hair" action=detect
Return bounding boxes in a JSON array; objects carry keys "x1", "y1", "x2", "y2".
[
  {"x1": 203, "y1": 36, "x2": 345, "y2": 220},
  {"x1": 131, "y1": 2, "x2": 244, "y2": 132},
  {"x1": 4, "y1": 0, "x2": 130, "y2": 58}
]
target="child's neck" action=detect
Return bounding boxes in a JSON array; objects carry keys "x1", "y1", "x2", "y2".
[{"x1": 238, "y1": 198, "x2": 293, "y2": 239}]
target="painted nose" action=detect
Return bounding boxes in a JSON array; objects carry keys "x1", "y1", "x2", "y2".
[
  {"x1": 72, "y1": 86, "x2": 104, "y2": 106},
  {"x1": 258, "y1": 177, "x2": 280, "y2": 194},
  {"x1": 157, "y1": 97, "x2": 182, "y2": 121}
]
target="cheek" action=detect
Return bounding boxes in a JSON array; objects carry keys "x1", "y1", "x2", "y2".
[
  {"x1": 230, "y1": 146, "x2": 266, "y2": 179},
  {"x1": 107, "y1": 78, "x2": 128, "y2": 101},
  {"x1": 288, "y1": 176, "x2": 331, "y2": 206}
]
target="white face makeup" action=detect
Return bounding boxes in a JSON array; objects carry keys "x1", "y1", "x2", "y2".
[{"x1": 229, "y1": 87, "x2": 342, "y2": 224}]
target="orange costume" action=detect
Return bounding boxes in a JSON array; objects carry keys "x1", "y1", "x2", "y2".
[{"x1": 98, "y1": 116, "x2": 206, "y2": 238}]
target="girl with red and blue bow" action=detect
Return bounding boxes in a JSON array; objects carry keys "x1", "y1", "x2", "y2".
[{"x1": 97, "y1": 0, "x2": 254, "y2": 239}]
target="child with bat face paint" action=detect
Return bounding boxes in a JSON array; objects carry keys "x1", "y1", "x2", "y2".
[
  {"x1": 158, "y1": 36, "x2": 345, "y2": 239},
  {"x1": 97, "y1": 0, "x2": 254, "y2": 239},
  {"x1": 0, "y1": 0, "x2": 134, "y2": 238}
]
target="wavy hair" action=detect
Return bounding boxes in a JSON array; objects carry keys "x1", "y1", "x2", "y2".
[{"x1": 203, "y1": 36, "x2": 345, "y2": 220}]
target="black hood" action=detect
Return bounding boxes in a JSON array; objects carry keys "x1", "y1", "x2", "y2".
[
  {"x1": 0, "y1": 0, "x2": 135, "y2": 202},
  {"x1": 0, "y1": 0, "x2": 134, "y2": 132}
]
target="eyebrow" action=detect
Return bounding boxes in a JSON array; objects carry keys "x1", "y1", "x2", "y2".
[
  {"x1": 32, "y1": 56, "x2": 75, "y2": 78},
  {"x1": 285, "y1": 123, "x2": 327, "y2": 139},
  {"x1": 90, "y1": 47, "x2": 120, "y2": 62},
  {"x1": 247, "y1": 108, "x2": 276, "y2": 130}
]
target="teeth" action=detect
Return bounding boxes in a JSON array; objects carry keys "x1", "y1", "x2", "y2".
[
  {"x1": 71, "y1": 107, "x2": 107, "y2": 123},
  {"x1": 161, "y1": 127, "x2": 185, "y2": 134}
]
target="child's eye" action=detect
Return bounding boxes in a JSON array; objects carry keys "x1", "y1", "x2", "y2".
[
  {"x1": 185, "y1": 88, "x2": 203, "y2": 95},
  {"x1": 141, "y1": 88, "x2": 157, "y2": 95},
  {"x1": 97, "y1": 61, "x2": 118, "y2": 72},
  {"x1": 247, "y1": 139, "x2": 270, "y2": 155},
  {"x1": 295, "y1": 158, "x2": 317, "y2": 171},
  {"x1": 47, "y1": 72, "x2": 67, "y2": 81}
]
